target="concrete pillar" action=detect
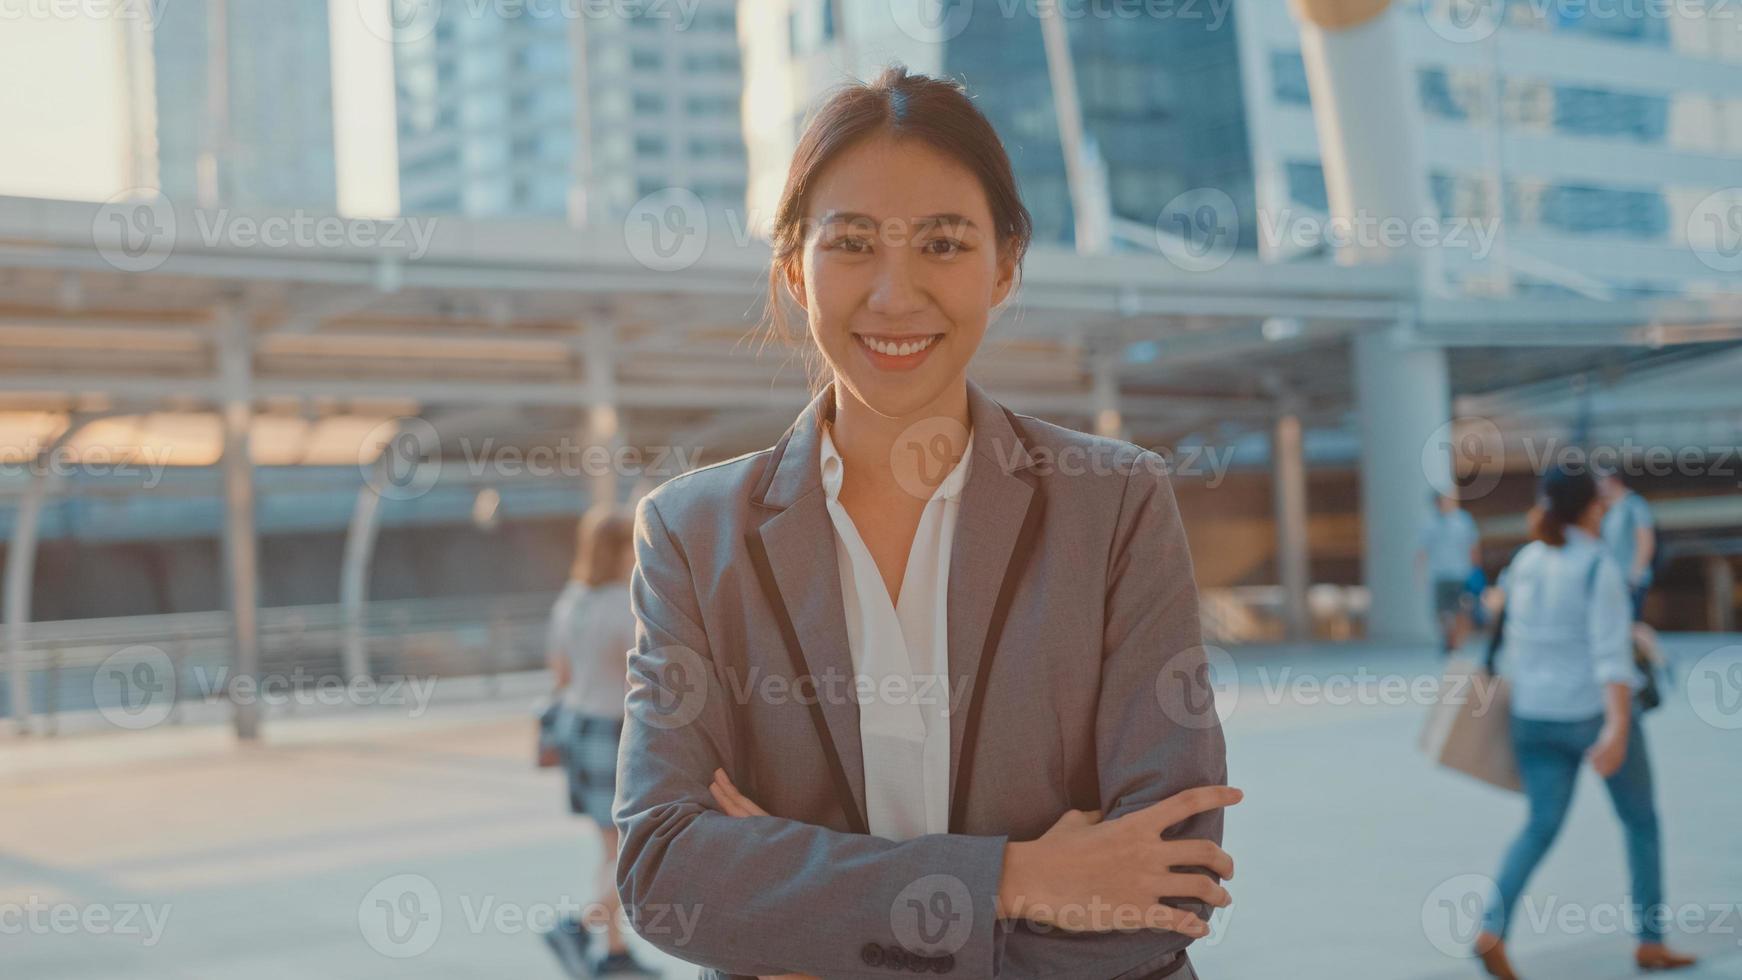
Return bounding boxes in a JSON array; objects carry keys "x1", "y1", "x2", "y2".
[
  {"x1": 1273, "y1": 405, "x2": 1312, "y2": 642},
  {"x1": 1709, "y1": 555, "x2": 1736, "y2": 633},
  {"x1": 584, "y1": 321, "x2": 622, "y2": 508},
  {"x1": 5, "y1": 427, "x2": 76, "y2": 734},
  {"x1": 1091, "y1": 350, "x2": 1124, "y2": 440},
  {"x1": 1355, "y1": 329, "x2": 1449, "y2": 644},
  {"x1": 1293, "y1": 0, "x2": 1447, "y2": 644},
  {"x1": 218, "y1": 308, "x2": 261, "y2": 740}
]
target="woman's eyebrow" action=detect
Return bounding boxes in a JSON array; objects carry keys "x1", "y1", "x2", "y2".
[{"x1": 816, "y1": 210, "x2": 980, "y2": 232}]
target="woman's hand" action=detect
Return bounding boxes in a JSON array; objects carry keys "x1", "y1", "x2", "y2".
[
  {"x1": 1588, "y1": 728, "x2": 1628, "y2": 778},
  {"x1": 996, "y1": 785, "x2": 1242, "y2": 935},
  {"x1": 708, "y1": 769, "x2": 816, "y2": 980}
]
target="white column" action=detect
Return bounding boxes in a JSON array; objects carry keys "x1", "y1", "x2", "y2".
[
  {"x1": 1355, "y1": 328, "x2": 1448, "y2": 644},
  {"x1": 1293, "y1": 0, "x2": 1447, "y2": 645},
  {"x1": 1091, "y1": 349, "x2": 1124, "y2": 440},
  {"x1": 584, "y1": 321, "x2": 622, "y2": 508},
  {"x1": 218, "y1": 308, "x2": 262, "y2": 739},
  {"x1": 1272, "y1": 404, "x2": 1311, "y2": 642}
]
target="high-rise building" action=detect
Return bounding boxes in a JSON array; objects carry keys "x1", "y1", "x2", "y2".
[
  {"x1": 1239, "y1": 0, "x2": 1742, "y2": 297},
  {"x1": 742, "y1": 0, "x2": 1742, "y2": 297},
  {"x1": 147, "y1": 0, "x2": 338, "y2": 210},
  {"x1": 394, "y1": 1, "x2": 747, "y2": 226},
  {"x1": 739, "y1": 0, "x2": 1257, "y2": 250}
]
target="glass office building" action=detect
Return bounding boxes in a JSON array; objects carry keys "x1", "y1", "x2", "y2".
[
  {"x1": 147, "y1": 0, "x2": 338, "y2": 210},
  {"x1": 394, "y1": 1, "x2": 747, "y2": 225}
]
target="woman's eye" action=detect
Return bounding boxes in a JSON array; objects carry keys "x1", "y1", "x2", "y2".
[
  {"x1": 829, "y1": 236, "x2": 871, "y2": 253},
  {"x1": 924, "y1": 238, "x2": 965, "y2": 256}
]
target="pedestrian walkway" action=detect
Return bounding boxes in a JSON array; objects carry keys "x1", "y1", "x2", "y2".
[{"x1": 4, "y1": 637, "x2": 1739, "y2": 979}]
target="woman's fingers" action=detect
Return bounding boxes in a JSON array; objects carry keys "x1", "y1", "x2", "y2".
[
  {"x1": 710, "y1": 768, "x2": 769, "y2": 817},
  {"x1": 1130, "y1": 785, "x2": 1243, "y2": 836},
  {"x1": 1149, "y1": 872, "x2": 1232, "y2": 908},
  {"x1": 1159, "y1": 838, "x2": 1235, "y2": 880}
]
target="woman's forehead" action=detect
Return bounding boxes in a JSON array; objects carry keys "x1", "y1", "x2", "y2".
[{"x1": 807, "y1": 137, "x2": 992, "y2": 222}]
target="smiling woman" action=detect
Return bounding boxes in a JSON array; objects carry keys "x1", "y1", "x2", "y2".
[{"x1": 614, "y1": 65, "x2": 1239, "y2": 980}]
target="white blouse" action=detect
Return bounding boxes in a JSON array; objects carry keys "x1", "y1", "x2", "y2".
[{"x1": 818, "y1": 421, "x2": 972, "y2": 841}]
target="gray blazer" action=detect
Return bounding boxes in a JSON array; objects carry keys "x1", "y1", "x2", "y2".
[{"x1": 614, "y1": 379, "x2": 1227, "y2": 980}]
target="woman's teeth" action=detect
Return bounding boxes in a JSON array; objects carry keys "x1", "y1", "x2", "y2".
[{"x1": 857, "y1": 334, "x2": 940, "y2": 356}]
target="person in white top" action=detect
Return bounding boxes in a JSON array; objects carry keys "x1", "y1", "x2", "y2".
[
  {"x1": 1418, "y1": 491, "x2": 1481, "y2": 654},
  {"x1": 540, "y1": 507, "x2": 656, "y2": 979},
  {"x1": 1473, "y1": 464, "x2": 1696, "y2": 979}
]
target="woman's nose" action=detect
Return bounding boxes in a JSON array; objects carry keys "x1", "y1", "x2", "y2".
[{"x1": 864, "y1": 251, "x2": 928, "y2": 317}]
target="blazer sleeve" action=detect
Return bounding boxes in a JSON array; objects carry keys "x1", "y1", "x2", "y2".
[
  {"x1": 613, "y1": 493, "x2": 1011, "y2": 979},
  {"x1": 1096, "y1": 451, "x2": 1230, "y2": 942}
]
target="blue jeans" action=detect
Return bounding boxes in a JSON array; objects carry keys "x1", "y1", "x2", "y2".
[{"x1": 1481, "y1": 708, "x2": 1665, "y2": 943}]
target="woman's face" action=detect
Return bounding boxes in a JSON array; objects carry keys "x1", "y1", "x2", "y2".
[{"x1": 785, "y1": 134, "x2": 1016, "y2": 420}]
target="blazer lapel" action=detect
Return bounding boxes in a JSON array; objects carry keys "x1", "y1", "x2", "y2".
[
  {"x1": 746, "y1": 383, "x2": 868, "y2": 833},
  {"x1": 946, "y1": 381, "x2": 1043, "y2": 828}
]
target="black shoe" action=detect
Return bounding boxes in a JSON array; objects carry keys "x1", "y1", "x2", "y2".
[
  {"x1": 588, "y1": 946, "x2": 660, "y2": 977},
  {"x1": 540, "y1": 919, "x2": 592, "y2": 979}
]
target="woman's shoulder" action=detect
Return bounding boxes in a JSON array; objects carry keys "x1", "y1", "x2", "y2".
[
  {"x1": 635, "y1": 446, "x2": 774, "y2": 539},
  {"x1": 1008, "y1": 412, "x2": 1175, "y2": 494}
]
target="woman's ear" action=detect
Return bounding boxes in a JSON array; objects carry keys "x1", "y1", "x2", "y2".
[
  {"x1": 782, "y1": 256, "x2": 808, "y2": 313},
  {"x1": 990, "y1": 250, "x2": 1017, "y2": 309}
]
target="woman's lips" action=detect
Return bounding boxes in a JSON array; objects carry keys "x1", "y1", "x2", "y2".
[{"x1": 853, "y1": 332, "x2": 943, "y2": 372}]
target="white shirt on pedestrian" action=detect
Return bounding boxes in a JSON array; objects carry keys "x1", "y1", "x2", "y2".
[
  {"x1": 1498, "y1": 527, "x2": 1640, "y2": 721},
  {"x1": 1420, "y1": 507, "x2": 1479, "y2": 580},
  {"x1": 818, "y1": 420, "x2": 971, "y2": 842},
  {"x1": 550, "y1": 579, "x2": 637, "y2": 719}
]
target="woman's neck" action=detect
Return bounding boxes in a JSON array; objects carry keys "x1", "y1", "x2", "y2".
[{"x1": 829, "y1": 377, "x2": 971, "y2": 496}]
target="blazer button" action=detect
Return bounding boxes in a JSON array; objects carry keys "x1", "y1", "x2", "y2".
[
  {"x1": 934, "y1": 953, "x2": 956, "y2": 973},
  {"x1": 861, "y1": 942, "x2": 884, "y2": 967},
  {"x1": 886, "y1": 947, "x2": 909, "y2": 971}
]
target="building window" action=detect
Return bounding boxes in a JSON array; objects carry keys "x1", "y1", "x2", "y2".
[
  {"x1": 633, "y1": 91, "x2": 666, "y2": 114},
  {"x1": 1271, "y1": 51, "x2": 1310, "y2": 107},
  {"x1": 631, "y1": 48, "x2": 662, "y2": 70},
  {"x1": 635, "y1": 134, "x2": 668, "y2": 157}
]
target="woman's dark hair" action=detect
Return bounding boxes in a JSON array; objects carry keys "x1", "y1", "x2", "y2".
[
  {"x1": 757, "y1": 64, "x2": 1033, "y2": 385},
  {"x1": 1529, "y1": 463, "x2": 1598, "y2": 547}
]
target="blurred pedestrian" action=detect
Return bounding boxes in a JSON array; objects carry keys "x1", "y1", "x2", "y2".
[
  {"x1": 540, "y1": 506, "x2": 657, "y2": 978},
  {"x1": 1419, "y1": 491, "x2": 1481, "y2": 655},
  {"x1": 1473, "y1": 463, "x2": 1696, "y2": 978},
  {"x1": 1597, "y1": 465, "x2": 1658, "y2": 622}
]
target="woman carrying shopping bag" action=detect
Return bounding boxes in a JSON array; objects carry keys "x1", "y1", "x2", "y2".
[{"x1": 1474, "y1": 463, "x2": 1696, "y2": 979}]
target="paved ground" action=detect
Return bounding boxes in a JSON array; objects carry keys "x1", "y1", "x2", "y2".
[{"x1": 4, "y1": 637, "x2": 1739, "y2": 979}]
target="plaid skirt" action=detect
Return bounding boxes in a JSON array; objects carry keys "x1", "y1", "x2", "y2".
[{"x1": 561, "y1": 712, "x2": 624, "y2": 824}]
